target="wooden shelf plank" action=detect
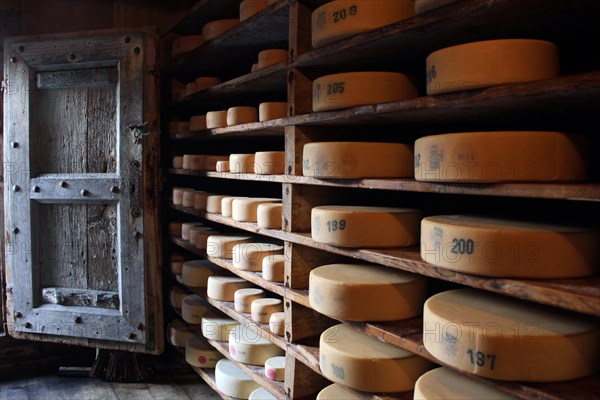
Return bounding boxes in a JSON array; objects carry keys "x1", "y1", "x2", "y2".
[
  {"x1": 168, "y1": 0, "x2": 242, "y2": 35},
  {"x1": 190, "y1": 366, "x2": 238, "y2": 400},
  {"x1": 171, "y1": 119, "x2": 285, "y2": 139}
]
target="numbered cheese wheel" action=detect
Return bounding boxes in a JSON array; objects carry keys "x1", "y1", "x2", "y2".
[
  {"x1": 251, "y1": 298, "x2": 283, "y2": 324},
  {"x1": 311, "y1": 206, "x2": 421, "y2": 247},
  {"x1": 229, "y1": 325, "x2": 284, "y2": 365},
  {"x1": 172, "y1": 156, "x2": 183, "y2": 169},
  {"x1": 182, "y1": 222, "x2": 204, "y2": 241},
  {"x1": 206, "y1": 111, "x2": 228, "y2": 129},
  {"x1": 169, "y1": 286, "x2": 187, "y2": 309},
  {"x1": 203, "y1": 155, "x2": 230, "y2": 171},
  {"x1": 254, "y1": 151, "x2": 285, "y2": 175},
  {"x1": 185, "y1": 82, "x2": 196, "y2": 96},
  {"x1": 414, "y1": 0, "x2": 460, "y2": 14},
  {"x1": 249, "y1": 388, "x2": 277, "y2": 400},
  {"x1": 234, "y1": 288, "x2": 266, "y2": 313},
  {"x1": 189, "y1": 115, "x2": 207, "y2": 131},
  {"x1": 221, "y1": 196, "x2": 247, "y2": 218},
  {"x1": 215, "y1": 359, "x2": 260, "y2": 399},
  {"x1": 202, "y1": 19, "x2": 240, "y2": 41},
  {"x1": 194, "y1": 192, "x2": 209, "y2": 210},
  {"x1": 262, "y1": 254, "x2": 285, "y2": 283},
  {"x1": 313, "y1": 72, "x2": 418, "y2": 112},
  {"x1": 172, "y1": 35, "x2": 204, "y2": 56},
  {"x1": 185, "y1": 336, "x2": 222, "y2": 368},
  {"x1": 207, "y1": 276, "x2": 253, "y2": 301},
  {"x1": 423, "y1": 288, "x2": 600, "y2": 381},
  {"x1": 414, "y1": 131, "x2": 587, "y2": 182},
  {"x1": 182, "y1": 260, "x2": 220, "y2": 287},
  {"x1": 264, "y1": 356, "x2": 285, "y2": 381},
  {"x1": 206, "y1": 195, "x2": 227, "y2": 214},
  {"x1": 303, "y1": 142, "x2": 413, "y2": 178},
  {"x1": 317, "y1": 384, "x2": 361, "y2": 399},
  {"x1": 421, "y1": 215, "x2": 600, "y2": 278},
  {"x1": 232, "y1": 243, "x2": 284, "y2": 271},
  {"x1": 426, "y1": 39, "x2": 559, "y2": 95},
  {"x1": 232, "y1": 198, "x2": 280, "y2": 222},
  {"x1": 240, "y1": 0, "x2": 271, "y2": 21},
  {"x1": 309, "y1": 264, "x2": 427, "y2": 321},
  {"x1": 202, "y1": 315, "x2": 240, "y2": 341},
  {"x1": 195, "y1": 76, "x2": 221, "y2": 91},
  {"x1": 168, "y1": 319, "x2": 195, "y2": 347},
  {"x1": 311, "y1": 0, "x2": 414, "y2": 48},
  {"x1": 414, "y1": 367, "x2": 515, "y2": 400},
  {"x1": 207, "y1": 235, "x2": 254, "y2": 259},
  {"x1": 168, "y1": 221, "x2": 183, "y2": 236},
  {"x1": 257, "y1": 49, "x2": 288, "y2": 69},
  {"x1": 172, "y1": 187, "x2": 187, "y2": 205},
  {"x1": 181, "y1": 295, "x2": 210, "y2": 324},
  {"x1": 230, "y1": 154, "x2": 256, "y2": 173},
  {"x1": 257, "y1": 203, "x2": 282, "y2": 229},
  {"x1": 320, "y1": 324, "x2": 433, "y2": 392},
  {"x1": 216, "y1": 160, "x2": 230, "y2": 172},
  {"x1": 259, "y1": 102, "x2": 287, "y2": 121},
  {"x1": 170, "y1": 253, "x2": 185, "y2": 275},
  {"x1": 227, "y1": 106, "x2": 259, "y2": 126},
  {"x1": 269, "y1": 312, "x2": 285, "y2": 336}
]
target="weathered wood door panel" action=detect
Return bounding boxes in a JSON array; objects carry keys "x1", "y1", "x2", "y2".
[{"x1": 3, "y1": 29, "x2": 162, "y2": 353}]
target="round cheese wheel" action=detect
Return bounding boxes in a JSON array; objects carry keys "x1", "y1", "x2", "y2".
[
  {"x1": 414, "y1": 0, "x2": 460, "y2": 14},
  {"x1": 190, "y1": 155, "x2": 205, "y2": 171},
  {"x1": 207, "y1": 276, "x2": 253, "y2": 301},
  {"x1": 168, "y1": 221, "x2": 183, "y2": 236},
  {"x1": 182, "y1": 189, "x2": 198, "y2": 208},
  {"x1": 257, "y1": 203, "x2": 282, "y2": 230},
  {"x1": 251, "y1": 63, "x2": 259, "y2": 72},
  {"x1": 172, "y1": 35, "x2": 204, "y2": 57},
  {"x1": 426, "y1": 39, "x2": 559, "y2": 95},
  {"x1": 311, "y1": 206, "x2": 421, "y2": 247},
  {"x1": 172, "y1": 156, "x2": 183, "y2": 169},
  {"x1": 259, "y1": 102, "x2": 287, "y2": 121},
  {"x1": 172, "y1": 187, "x2": 187, "y2": 205},
  {"x1": 182, "y1": 260, "x2": 220, "y2": 287},
  {"x1": 303, "y1": 141, "x2": 413, "y2": 178},
  {"x1": 317, "y1": 383, "x2": 361, "y2": 399},
  {"x1": 182, "y1": 222, "x2": 204, "y2": 241},
  {"x1": 182, "y1": 155, "x2": 193, "y2": 170},
  {"x1": 168, "y1": 319, "x2": 195, "y2": 348},
  {"x1": 182, "y1": 294, "x2": 210, "y2": 324},
  {"x1": 264, "y1": 356, "x2": 285, "y2": 382},
  {"x1": 169, "y1": 286, "x2": 188, "y2": 309},
  {"x1": 234, "y1": 288, "x2": 266, "y2": 313},
  {"x1": 254, "y1": 151, "x2": 285, "y2": 175},
  {"x1": 414, "y1": 131, "x2": 587, "y2": 182},
  {"x1": 232, "y1": 198, "x2": 280, "y2": 222},
  {"x1": 414, "y1": 367, "x2": 515, "y2": 400},
  {"x1": 185, "y1": 335, "x2": 222, "y2": 368},
  {"x1": 194, "y1": 191, "x2": 209, "y2": 210},
  {"x1": 220, "y1": 196, "x2": 244, "y2": 218},
  {"x1": 207, "y1": 235, "x2": 254, "y2": 259},
  {"x1": 262, "y1": 254, "x2": 285, "y2": 283},
  {"x1": 269, "y1": 312, "x2": 285, "y2": 336},
  {"x1": 170, "y1": 253, "x2": 185, "y2": 275},
  {"x1": 202, "y1": 19, "x2": 240, "y2": 41},
  {"x1": 171, "y1": 79, "x2": 186, "y2": 101},
  {"x1": 320, "y1": 324, "x2": 433, "y2": 392},
  {"x1": 232, "y1": 243, "x2": 284, "y2": 271},
  {"x1": 206, "y1": 111, "x2": 228, "y2": 129},
  {"x1": 227, "y1": 106, "x2": 259, "y2": 126},
  {"x1": 229, "y1": 325, "x2": 284, "y2": 365},
  {"x1": 313, "y1": 72, "x2": 418, "y2": 112},
  {"x1": 190, "y1": 227, "x2": 213, "y2": 248},
  {"x1": 240, "y1": 0, "x2": 272, "y2": 21},
  {"x1": 312, "y1": 0, "x2": 414, "y2": 48},
  {"x1": 185, "y1": 82, "x2": 197, "y2": 96},
  {"x1": 421, "y1": 215, "x2": 600, "y2": 278},
  {"x1": 424, "y1": 289, "x2": 600, "y2": 381},
  {"x1": 203, "y1": 155, "x2": 230, "y2": 171},
  {"x1": 189, "y1": 115, "x2": 207, "y2": 132},
  {"x1": 206, "y1": 195, "x2": 227, "y2": 214},
  {"x1": 216, "y1": 160, "x2": 230, "y2": 172},
  {"x1": 250, "y1": 298, "x2": 283, "y2": 324},
  {"x1": 230, "y1": 154, "x2": 256, "y2": 173},
  {"x1": 257, "y1": 49, "x2": 288, "y2": 69},
  {"x1": 202, "y1": 315, "x2": 240, "y2": 342},
  {"x1": 195, "y1": 76, "x2": 221, "y2": 91},
  {"x1": 309, "y1": 263, "x2": 427, "y2": 321},
  {"x1": 215, "y1": 359, "x2": 260, "y2": 398},
  {"x1": 176, "y1": 121, "x2": 190, "y2": 134},
  {"x1": 249, "y1": 387, "x2": 277, "y2": 400}
]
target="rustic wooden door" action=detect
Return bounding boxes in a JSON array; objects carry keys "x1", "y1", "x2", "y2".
[{"x1": 2, "y1": 29, "x2": 163, "y2": 353}]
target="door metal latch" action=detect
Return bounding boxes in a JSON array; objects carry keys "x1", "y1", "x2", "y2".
[{"x1": 128, "y1": 121, "x2": 150, "y2": 144}]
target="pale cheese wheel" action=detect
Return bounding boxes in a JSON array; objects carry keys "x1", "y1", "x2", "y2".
[
  {"x1": 414, "y1": 0, "x2": 460, "y2": 14},
  {"x1": 311, "y1": 206, "x2": 421, "y2": 247},
  {"x1": 185, "y1": 82, "x2": 197, "y2": 96},
  {"x1": 185, "y1": 335, "x2": 222, "y2": 368},
  {"x1": 172, "y1": 35, "x2": 204, "y2": 57},
  {"x1": 170, "y1": 286, "x2": 188, "y2": 309},
  {"x1": 195, "y1": 76, "x2": 221, "y2": 91},
  {"x1": 190, "y1": 155, "x2": 205, "y2": 171},
  {"x1": 426, "y1": 39, "x2": 559, "y2": 95},
  {"x1": 257, "y1": 203, "x2": 282, "y2": 230},
  {"x1": 259, "y1": 102, "x2": 287, "y2": 121},
  {"x1": 257, "y1": 49, "x2": 288, "y2": 69},
  {"x1": 414, "y1": 367, "x2": 516, "y2": 400},
  {"x1": 190, "y1": 115, "x2": 207, "y2": 131},
  {"x1": 194, "y1": 191, "x2": 209, "y2": 210},
  {"x1": 303, "y1": 141, "x2": 413, "y2": 178},
  {"x1": 249, "y1": 388, "x2": 277, "y2": 400},
  {"x1": 234, "y1": 288, "x2": 266, "y2": 313},
  {"x1": 264, "y1": 356, "x2": 285, "y2": 382},
  {"x1": 181, "y1": 294, "x2": 210, "y2": 324},
  {"x1": 202, "y1": 315, "x2": 240, "y2": 342},
  {"x1": 182, "y1": 155, "x2": 193, "y2": 170},
  {"x1": 312, "y1": 0, "x2": 415, "y2": 48},
  {"x1": 206, "y1": 195, "x2": 227, "y2": 214},
  {"x1": 206, "y1": 111, "x2": 228, "y2": 129},
  {"x1": 313, "y1": 72, "x2": 418, "y2": 112},
  {"x1": 182, "y1": 260, "x2": 220, "y2": 287},
  {"x1": 182, "y1": 189, "x2": 198, "y2": 208},
  {"x1": 229, "y1": 325, "x2": 284, "y2": 365},
  {"x1": 207, "y1": 276, "x2": 253, "y2": 301},
  {"x1": 215, "y1": 359, "x2": 260, "y2": 399},
  {"x1": 421, "y1": 215, "x2": 600, "y2": 278},
  {"x1": 251, "y1": 63, "x2": 259, "y2": 72},
  {"x1": 269, "y1": 312, "x2": 285, "y2": 336},
  {"x1": 320, "y1": 324, "x2": 433, "y2": 392},
  {"x1": 423, "y1": 288, "x2": 600, "y2": 381},
  {"x1": 262, "y1": 254, "x2": 285, "y2": 283},
  {"x1": 168, "y1": 319, "x2": 195, "y2": 348},
  {"x1": 207, "y1": 235, "x2": 254, "y2": 259},
  {"x1": 309, "y1": 263, "x2": 427, "y2": 321},
  {"x1": 202, "y1": 19, "x2": 240, "y2": 41},
  {"x1": 194, "y1": 227, "x2": 216, "y2": 251},
  {"x1": 182, "y1": 222, "x2": 204, "y2": 241},
  {"x1": 203, "y1": 155, "x2": 230, "y2": 171},
  {"x1": 240, "y1": 0, "x2": 271, "y2": 21},
  {"x1": 232, "y1": 198, "x2": 280, "y2": 222},
  {"x1": 221, "y1": 197, "x2": 248, "y2": 218},
  {"x1": 172, "y1": 187, "x2": 187, "y2": 205},
  {"x1": 168, "y1": 221, "x2": 183, "y2": 236},
  {"x1": 251, "y1": 298, "x2": 283, "y2": 324},
  {"x1": 175, "y1": 121, "x2": 190, "y2": 134},
  {"x1": 216, "y1": 160, "x2": 230, "y2": 172},
  {"x1": 232, "y1": 243, "x2": 284, "y2": 271},
  {"x1": 230, "y1": 154, "x2": 256, "y2": 173},
  {"x1": 414, "y1": 131, "x2": 587, "y2": 182},
  {"x1": 170, "y1": 253, "x2": 184, "y2": 275},
  {"x1": 317, "y1": 383, "x2": 361, "y2": 399},
  {"x1": 227, "y1": 106, "x2": 259, "y2": 126},
  {"x1": 254, "y1": 151, "x2": 285, "y2": 175},
  {"x1": 172, "y1": 156, "x2": 183, "y2": 169}
]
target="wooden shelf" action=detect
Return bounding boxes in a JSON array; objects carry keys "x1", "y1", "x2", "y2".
[
  {"x1": 190, "y1": 366, "x2": 237, "y2": 400},
  {"x1": 168, "y1": 0, "x2": 241, "y2": 35},
  {"x1": 171, "y1": 119, "x2": 285, "y2": 139}
]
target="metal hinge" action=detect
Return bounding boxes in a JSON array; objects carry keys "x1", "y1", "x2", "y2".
[{"x1": 128, "y1": 121, "x2": 151, "y2": 144}]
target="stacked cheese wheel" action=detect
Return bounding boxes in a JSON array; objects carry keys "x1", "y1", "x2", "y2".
[
  {"x1": 171, "y1": 35, "x2": 203, "y2": 57},
  {"x1": 228, "y1": 152, "x2": 285, "y2": 175},
  {"x1": 228, "y1": 325, "x2": 284, "y2": 365}
]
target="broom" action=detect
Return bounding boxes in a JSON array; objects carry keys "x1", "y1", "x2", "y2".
[{"x1": 89, "y1": 349, "x2": 154, "y2": 382}]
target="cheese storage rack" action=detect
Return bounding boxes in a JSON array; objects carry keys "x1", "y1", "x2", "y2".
[{"x1": 161, "y1": 0, "x2": 600, "y2": 399}]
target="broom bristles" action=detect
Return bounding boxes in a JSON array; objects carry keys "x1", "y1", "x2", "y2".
[{"x1": 89, "y1": 349, "x2": 153, "y2": 382}]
